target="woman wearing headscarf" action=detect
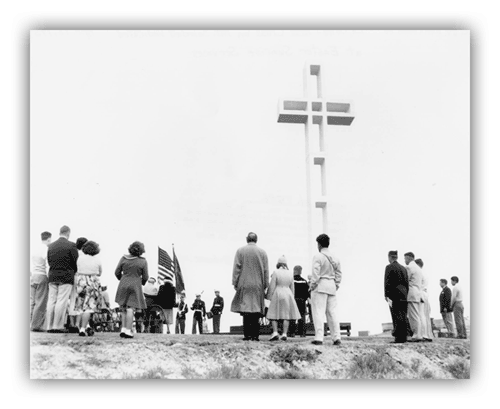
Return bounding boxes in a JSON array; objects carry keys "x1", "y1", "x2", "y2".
[
  {"x1": 266, "y1": 255, "x2": 301, "y2": 341},
  {"x1": 114, "y1": 241, "x2": 149, "y2": 338}
]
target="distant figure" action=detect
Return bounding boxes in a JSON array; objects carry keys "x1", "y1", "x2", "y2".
[
  {"x1": 289, "y1": 265, "x2": 309, "y2": 337},
  {"x1": 30, "y1": 231, "x2": 52, "y2": 332},
  {"x1": 210, "y1": 290, "x2": 224, "y2": 334},
  {"x1": 230, "y1": 232, "x2": 269, "y2": 341},
  {"x1": 451, "y1": 276, "x2": 467, "y2": 339},
  {"x1": 267, "y1": 256, "x2": 301, "y2": 341},
  {"x1": 439, "y1": 279, "x2": 455, "y2": 337},
  {"x1": 310, "y1": 234, "x2": 342, "y2": 346},
  {"x1": 415, "y1": 258, "x2": 433, "y2": 341},
  {"x1": 191, "y1": 293, "x2": 206, "y2": 334},
  {"x1": 100, "y1": 285, "x2": 110, "y2": 309},
  {"x1": 175, "y1": 292, "x2": 189, "y2": 334},
  {"x1": 306, "y1": 274, "x2": 313, "y2": 324},
  {"x1": 68, "y1": 237, "x2": 88, "y2": 333},
  {"x1": 114, "y1": 241, "x2": 149, "y2": 339},
  {"x1": 384, "y1": 250, "x2": 409, "y2": 343},
  {"x1": 46, "y1": 225, "x2": 79, "y2": 333},
  {"x1": 74, "y1": 241, "x2": 103, "y2": 336},
  {"x1": 143, "y1": 277, "x2": 159, "y2": 310},
  {"x1": 157, "y1": 279, "x2": 176, "y2": 334},
  {"x1": 404, "y1": 252, "x2": 424, "y2": 342}
]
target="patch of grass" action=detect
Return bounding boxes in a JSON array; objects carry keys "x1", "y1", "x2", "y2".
[
  {"x1": 85, "y1": 356, "x2": 111, "y2": 368},
  {"x1": 260, "y1": 369, "x2": 311, "y2": 379},
  {"x1": 181, "y1": 365, "x2": 200, "y2": 379},
  {"x1": 123, "y1": 366, "x2": 172, "y2": 379},
  {"x1": 32, "y1": 353, "x2": 52, "y2": 367},
  {"x1": 207, "y1": 363, "x2": 243, "y2": 379},
  {"x1": 270, "y1": 345, "x2": 320, "y2": 369},
  {"x1": 346, "y1": 352, "x2": 404, "y2": 379},
  {"x1": 420, "y1": 369, "x2": 435, "y2": 379},
  {"x1": 66, "y1": 362, "x2": 79, "y2": 369},
  {"x1": 411, "y1": 358, "x2": 421, "y2": 372},
  {"x1": 446, "y1": 358, "x2": 470, "y2": 379}
]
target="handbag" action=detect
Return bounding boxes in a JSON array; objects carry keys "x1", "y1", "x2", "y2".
[{"x1": 207, "y1": 311, "x2": 214, "y2": 319}]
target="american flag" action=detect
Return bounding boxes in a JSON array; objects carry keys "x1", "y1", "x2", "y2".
[
  {"x1": 158, "y1": 247, "x2": 175, "y2": 284},
  {"x1": 173, "y1": 247, "x2": 185, "y2": 293}
]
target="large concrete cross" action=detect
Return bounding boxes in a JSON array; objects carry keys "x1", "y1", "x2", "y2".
[{"x1": 277, "y1": 63, "x2": 354, "y2": 260}]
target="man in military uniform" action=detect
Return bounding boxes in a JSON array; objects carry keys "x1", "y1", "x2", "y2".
[
  {"x1": 210, "y1": 290, "x2": 224, "y2": 334},
  {"x1": 175, "y1": 292, "x2": 189, "y2": 334},
  {"x1": 191, "y1": 293, "x2": 206, "y2": 334}
]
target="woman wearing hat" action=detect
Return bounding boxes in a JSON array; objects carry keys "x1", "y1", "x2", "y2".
[{"x1": 266, "y1": 256, "x2": 301, "y2": 341}]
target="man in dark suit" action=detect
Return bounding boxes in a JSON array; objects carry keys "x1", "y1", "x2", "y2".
[
  {"x1": 439, "y1": 279, "x2": 455, "y2": 337},
  {"x1": 210, "y1": 290, "x2": 224, "y2": 334},
  {"x1": 46, "y1": 225, "x2": 79, "y2": 333},
  {"x1": 384, "y1": 250, "x2": 409, "y2": 343}
]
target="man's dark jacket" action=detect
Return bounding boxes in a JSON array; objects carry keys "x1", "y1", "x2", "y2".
[
  {"x1": 384, "y1": 261, "x2": 409, "y2": 301},
  {"x1": 47, "y1": 237, "x2": 79, "y2": 285},
  {"x1": 156, "y1": 283, "x2": 177, "y2": 309},
  {"x1": 439, "y1": 286, "x2": 452, "y2": 313},
  {"x1": 293, "y1": 275, "x2": 310, "y2": 300}
]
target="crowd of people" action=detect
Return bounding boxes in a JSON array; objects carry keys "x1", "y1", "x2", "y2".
[
  {"x1": 31, "y1": 226, "x2": 467, "y2": 344},
  {"x1": 30, "y1": 225, "x2": 226, "y2": 338},
  {"x1": 384, "y1": 250, "x2": 468, "y2": 343}
]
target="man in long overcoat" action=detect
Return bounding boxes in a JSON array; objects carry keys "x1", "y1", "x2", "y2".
[
  {"x1": 230, "y1": 232, "x2": 269, "y2": 341},
  {"x1": 384, "y1": 250, "x2": 409, "y2": 343}
]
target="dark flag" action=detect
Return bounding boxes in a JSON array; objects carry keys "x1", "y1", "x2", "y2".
[
  {"x1": 158, "y1": 247, "x2": 175, "y2": 285},
  {"x1": 173, "y1": 246, "x2": 185, "y2": 294}
]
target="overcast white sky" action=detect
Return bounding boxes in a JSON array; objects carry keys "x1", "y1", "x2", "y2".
[{"x1": 30, "y1": 30, "x2": 469, "y2": 335}]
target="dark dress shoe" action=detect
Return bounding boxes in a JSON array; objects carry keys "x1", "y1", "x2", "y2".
[
  {"x1": 311, "y1": 340, "x2": 323, "y2": 345},
  {"x1": 242, "y1": 337, "x2": 252, "y2": 341},
  {"x1": 79, "y1": 331, "x2": 86, "y2": 337},
  {"x1": 122, "y1": 332, "x2": 134, "y2": 339},
  {"x1": 333, "y1": 339, "x2": 341, "y2": 346},
  {"x1": 269, "y1": 335, "x2": 280, "y2": 341},
  {"x1": 251, "y1": 337, "x2": 260, "y2": 342},
  {"x1": 391, "y1": 339, "x2": 407, "y2": 344},
  {"x1": 423, "y1": 338, "x2": 433, "y2": 342}
]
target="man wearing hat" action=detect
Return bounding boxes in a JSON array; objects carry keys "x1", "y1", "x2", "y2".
[
  {"x1": 404, "y1": 252, "x2": 425, "y2": 342},
  {"x1": 384, "y1": 251, "x2": 409, "y2": 343},
  {"x1": 191, "y1": 293, "x2": 206, "y2": 334},
  {"x1": 210, "y1": 290, "x2": 224, "y2": 334},
  {"x1": 230, "y1": 232, "x2": 269, "y2": 341},
  {"x1": 289, "y1": 265, "x2": 309, "y2": 337}
]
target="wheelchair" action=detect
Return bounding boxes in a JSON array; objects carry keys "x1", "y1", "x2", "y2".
[
  {"x1": 92, "y1": 307, "x2": 122, "y2": 333},
  {"x1": 134, "y1": 294, "x2": 167, "y2": 334}
]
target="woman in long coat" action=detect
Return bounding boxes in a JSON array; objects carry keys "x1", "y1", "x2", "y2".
[
  {"x1": 267, "y1": 256, "x2": 301, "y2": 341},
  {"x1": 114, "y1": 241, "x2": 149, "y2": 338}
]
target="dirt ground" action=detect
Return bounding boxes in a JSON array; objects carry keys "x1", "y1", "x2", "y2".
[{"x1": 30, "y1": 332, "x2": 470, "y2": 379}]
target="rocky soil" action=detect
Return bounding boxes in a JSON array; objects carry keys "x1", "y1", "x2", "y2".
[{"x1": 30, "y1": 333, "x2": 470, "y2": 379}]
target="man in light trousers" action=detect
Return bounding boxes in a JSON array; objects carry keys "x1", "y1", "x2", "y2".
[
  {"x1": 451, "y1": 276, "x2": 467, "y2": 339},
  {"x1": 404, "y1": 252, "x2": 425, "y2": 342},
  {"x1": 310, "y1": 234, "x2": 342, "y2": 346},
  {"x1": 30, "y1": 231, "x2": 52, "y2": 331}
]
